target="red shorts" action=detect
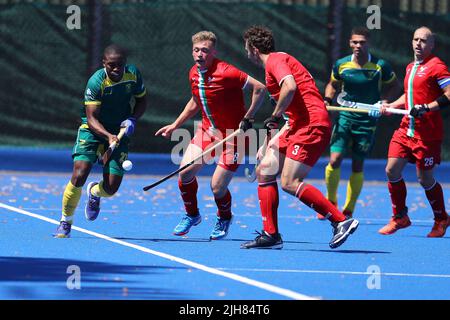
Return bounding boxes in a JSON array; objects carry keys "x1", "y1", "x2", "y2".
[
  {"x1": 278, "y1": 125, "x2": 331, "y2": 167},
  {"x1": 190, "y1": 126, "x2": 243, "y2": 172},
  {"x1": 388, "y1": 129, "x2": 442, "y2": 170}
]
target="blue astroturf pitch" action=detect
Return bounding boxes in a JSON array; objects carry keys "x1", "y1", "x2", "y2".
[{"x1": 1, "y1": 158, "x2": 450, "y2": 300}]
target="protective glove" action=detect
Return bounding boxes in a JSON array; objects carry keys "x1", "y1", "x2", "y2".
[
  {"x1": 239, "y1": 118, "x2": 253, "y2": 132},
  {"x1": 409, "y1": 104, "x2": 430, "y2": 118},
  {"x1": 263, "y1": 115, "x2": 282, "y2": 133},
  {"x1": 368, "y1": 109, "x2": 381, "y2": 118}
]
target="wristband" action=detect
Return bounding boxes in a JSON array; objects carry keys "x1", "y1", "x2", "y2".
[
  {"x1": 436, "y1": 94, "x2": 450, "y2": 109},
  {"x1": 324, "y1": 97, "x2": 333, "y2": 105}
]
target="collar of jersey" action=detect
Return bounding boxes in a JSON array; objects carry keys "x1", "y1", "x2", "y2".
[
  {"x1": 104, "y1": 68, "x2": 125, "y2": 84},
  {"x1": 351, "y1": 52, "x2": 372, "y2": 67},
  {"x1": 414, "y1": 54, "x2": 434, "y2": 65}
]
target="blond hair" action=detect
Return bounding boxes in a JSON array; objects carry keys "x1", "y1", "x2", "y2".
[{"x1": 192, "y1": 31, "x2": 217, "y2": 46}]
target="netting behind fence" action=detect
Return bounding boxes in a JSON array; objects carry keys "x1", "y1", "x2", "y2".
[{"x1": 1, "y1": 2, "x2": 449, "y2": 158}]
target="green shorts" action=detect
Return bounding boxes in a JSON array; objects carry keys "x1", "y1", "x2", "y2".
[
  {"x1": 329, "y1": 117, "x2": 377, "y2": 161},
  {"x1": 72, "y1": 125, "x2": 129, "y2": 176}
]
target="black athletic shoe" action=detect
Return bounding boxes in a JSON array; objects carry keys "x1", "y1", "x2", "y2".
[
  {"x1": 329, "y1": 218, "x2": 359, "y2": 249},
  {"x1": 240, "y1": 230, "x2": 283, "y2": 249}
]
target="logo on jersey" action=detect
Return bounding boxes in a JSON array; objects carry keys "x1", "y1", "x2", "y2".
[
  {"x1": 363, "y1": 69, "x2": 380, "y2": 80},
  {"x1": 416, "y1": 66, "x2": 428, "y2": 77},
  {"x1": 85, "y1": 88, "x2": 95, "y2": 100},
  {"x1": 126, "y1": 84, "x2": 132, "y2": 93}
]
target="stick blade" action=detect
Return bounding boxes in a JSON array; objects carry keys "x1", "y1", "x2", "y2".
[
  {"x1": 143, "y1": 181, "x2": 160, "y2": 191},
  {"x1": 244, "y1": 167, "x2": 257, "y2": 183},
  {"x1": 336, "y1": 91, "x2": 348, "y2": 105}
]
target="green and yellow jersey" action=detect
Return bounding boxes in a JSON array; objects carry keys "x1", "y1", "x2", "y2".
[
  {"x1": 331, "y1": 53, "x2": 396, "y2": 125},
  {"x1": 82, "y1": 64, "x2": 146, "y2": 132}
]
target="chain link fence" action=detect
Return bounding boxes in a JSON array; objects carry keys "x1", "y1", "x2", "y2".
[{"x1": 1, "y1": 1, "x2": 449, "y2": 158}]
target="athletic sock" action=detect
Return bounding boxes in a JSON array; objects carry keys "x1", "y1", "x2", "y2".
[
  {"x1": 343, "y1": 171, "x2": 364, "y2": 215},
  {"x1": 61, "y1": 181, "x2": 82, "y2": 224},
  {"x1": 425, "y1": 181, "x2": 448, "y2": 221},
  {"x1": 296, "y1": 182, "x2": 346, "y2": 223},
  {"x1": 258, "y1": 181, "x2": 279, "y2": 235},
  {"x1": 325, "y1": 163, "x2": 340, "y2": 204},
  {"x1": 388, "y1": 178, "x2": 407, "y2": 215},
  {"x1": 215, "y1": 189, "x2": 232, "y2": 220},
  {"x1": 178, "y1": 178, "x2": 199, "y2": 216},
  {"x1": 91, "y1": 181, "x2": 114, "y2": 198}
]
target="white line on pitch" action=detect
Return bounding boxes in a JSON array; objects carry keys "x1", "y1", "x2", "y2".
[
  {"x1": 0, "y1": 202, "x2": 317, "y2": 300},
  {"x1": 216, "y1": 268, "x2": 450, "y2": 279},
  {"x1": 10, "y1": 207, "x2": 437, "y2": 224}
]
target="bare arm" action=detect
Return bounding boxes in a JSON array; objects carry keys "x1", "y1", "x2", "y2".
[
  {"x1": 271, "y1": 76, "x2": 297, "y2": 118},
  {"x1": 86, "y1": 105, "x2": 117, "y2": 145},
  {"x1": 387, "y1": 94, "x2": 406, "y2": 109},
  {"x1": 243, "y1": 76, "x2": 266, "y2": 119},
  {"x1": 132, "y1": 94, "x2": 148, "y2": 120},
  {"x1": 155, "y1": 97, "x2": 200, "y2": 137},
  {"x1": 428, "y1": 85, "x2": 450, "y2": 111},
  {"x1": 380, "y1": 94, "x2": 406, "y2": 115},
  {"x1": 324, "y1": 79, "x2": 341, "y2": 104}
]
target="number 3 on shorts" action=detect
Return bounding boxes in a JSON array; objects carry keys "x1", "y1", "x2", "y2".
[{"x1": 292, "y1": 145, "x2": 300, "y2": 156}]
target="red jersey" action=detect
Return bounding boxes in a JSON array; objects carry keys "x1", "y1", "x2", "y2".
[
  {"x1": 265, "y1": 52, "x2": 330, "y2": 129},
  {"x1": 400, "y1": 55, "x2": 450, "y2": 141},
  {"x1": 189, "y1": 59, "x2": 249, "y2": 133}
]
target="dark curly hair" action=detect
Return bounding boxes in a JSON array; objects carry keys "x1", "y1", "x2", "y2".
[
  {"x1": 243, "y1": 26, "x2": 275, "y2": 54},
  {"x1": 351, "y1": 26, "x2": 370, "y2": 39}
]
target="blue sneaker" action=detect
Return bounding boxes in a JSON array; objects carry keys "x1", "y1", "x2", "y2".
[
  {"x1": 210, "y1": 216, "x2": 233, "y2": 240},
  {"x1": 173, "y1": 214, "x2": 201, "y2": 236},
  {"x1": 54, "y1": 221, "x2": 71, "y2": 238},
  {"x1": 329, "y1": 218, "x2": 359, "y2": 249},
  {"x1": 85, "y1": 182, "x2": 101, "y2": 221}
]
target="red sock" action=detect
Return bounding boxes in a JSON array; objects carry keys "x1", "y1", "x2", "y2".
[
  {"x1": 258, "y1": 181, "x2": 279, "y2": 234},
  {"x1": 296, "y1": 183, "x2": 346, "y2": 223},
  {"x1": 178, "y1": 178, "x2": 199, "y2": 216},
  {"x1": 425, "y1": 182, "x2": 447, "y2": 221},
  {"x1": 215, "y1": 190, "x2": 232, "y2": 220},
  {"x1": 388, "y1": 179, "x2": 407, "y2": 215}
]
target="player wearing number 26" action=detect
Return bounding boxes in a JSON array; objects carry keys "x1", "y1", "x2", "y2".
[
  {"x1": 378, "y1": 27, "x2": 450, "y2": 237},
  {"x1": 54, "y1": 44, "x2": 147, "y2": 238},
  {"x1": 241, "y1": 26, "x2": 359, "y2": 250}
]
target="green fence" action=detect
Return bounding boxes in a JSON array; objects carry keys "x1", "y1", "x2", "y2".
[{"x1": 0, "y1": 2, "x2": 449, "y2": 159}]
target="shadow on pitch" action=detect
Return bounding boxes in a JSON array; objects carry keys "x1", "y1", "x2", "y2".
[
  {"x1": 115, "y1": 237, "x2": 212, "y2": 243},
  {"x1": 0, "y1": 256, "x2": 187, "y2": 299},
  {"x1": 283, "y1": 248, "x2": 391, "y2": 254},
  {"x1": 115, "y1": 237, "x2": 315, "y2": 245}
]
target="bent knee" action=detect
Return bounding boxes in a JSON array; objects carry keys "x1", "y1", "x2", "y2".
[
  {"x1": 329, "y1": 157, "x2": 343, "y2": 169},
  {"x1": 385, "y1": 166, "x2": 401, "y2": 181},
  {"x1": 418, "y1": 177, "x2": 435, "y2": 189},
  {"x1": 280, "y1": 177, "x2": 302, "y2": 195},
  {"x1": 210, "y1": 182, "x2": 227, "y2": 198}
]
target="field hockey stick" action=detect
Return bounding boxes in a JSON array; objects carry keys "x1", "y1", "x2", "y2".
[
  {"x1": 244, "y1": 124, "x2": 288, "y2": 183},
  {"x1": 336, "y1": 92, "x2": 408, "y2": 115},
  {"x1": 143, "y1": 129, "x2": 243, "y2": 191},
  {"x1": 244, "y1": 131, "x2": 272, "y2": 182},
  {"x1": 327, "y1": 106, "x2": 392, "y2": 113},
  {"x1": 102, "y1": 126, "x2": 127, "y2": 165}
]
